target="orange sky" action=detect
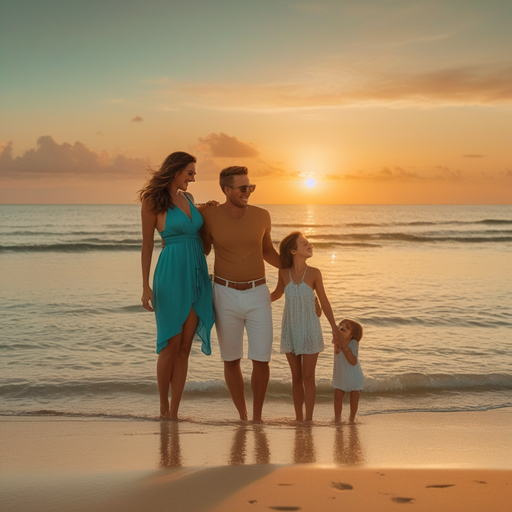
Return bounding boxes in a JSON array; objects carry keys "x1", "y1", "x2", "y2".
[{"x1": 1, "y1": 1, "x2": 511, "y2": 204}]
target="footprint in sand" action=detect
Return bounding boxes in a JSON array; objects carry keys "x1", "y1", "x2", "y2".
[
  {"x1": 474, "y1": 481, "x2": 487, "y2": 484},
  {"x1": 332, "y1": 482, "x2": 353, "y2": 491},
  {"x1": 392, "y1": 497, "x2": 415, "y2": 504},
  {"x1": 269, "y1": 507, "x2": 301, "y2": 511},
  {"x1": 426, "y1": 484, "x2": 454, "y2": 488}
]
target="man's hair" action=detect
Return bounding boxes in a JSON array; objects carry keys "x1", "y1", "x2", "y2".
[{"x1": 219, "y1": 166, "x2": 248, "y2": 194}]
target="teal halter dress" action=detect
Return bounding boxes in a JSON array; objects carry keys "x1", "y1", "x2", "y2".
[{"x1": 153, "y1": 197, "x2": 214, "y2": 355}]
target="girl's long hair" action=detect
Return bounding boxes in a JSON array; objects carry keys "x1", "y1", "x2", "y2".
[
  {"x1": 279, "y1": 231, "x2": 301, "y2": 269},
  {"x1": 138, "y1": 152, "x2": 196, "y2": 215}
]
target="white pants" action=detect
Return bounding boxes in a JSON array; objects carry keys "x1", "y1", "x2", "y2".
[{"x1": 213, "y1": 282, "x2": 273, "y2": 362}]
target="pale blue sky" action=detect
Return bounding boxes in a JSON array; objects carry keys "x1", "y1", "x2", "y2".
[{"x1": 1, "y1": 0, "x2": 511, "y2": 203}]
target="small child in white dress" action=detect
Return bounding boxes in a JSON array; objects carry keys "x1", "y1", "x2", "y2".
[
  {"x1": 333, "y1": 319, "x2": 364, "y2": 423},
  {"x1": 271, "y1": 231, "x2": 341, "y2": 421}
]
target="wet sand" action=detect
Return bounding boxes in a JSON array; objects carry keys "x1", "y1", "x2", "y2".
[{"x1": 1, "y1": 409, "x2": 511, "y2": 511}]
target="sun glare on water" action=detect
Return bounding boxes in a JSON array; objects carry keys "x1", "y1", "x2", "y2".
[{"x1": 305, "y1": 178, "x2": 316, "y2": 188}]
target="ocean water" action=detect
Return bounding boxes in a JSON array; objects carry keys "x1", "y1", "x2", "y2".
[{"x1": 0, "y1": 204, "x2": 511, "y2": 424}]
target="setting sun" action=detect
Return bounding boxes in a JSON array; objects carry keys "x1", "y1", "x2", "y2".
[{"x1": 306, "y1": 178, "x2": 317, "y2": 188}]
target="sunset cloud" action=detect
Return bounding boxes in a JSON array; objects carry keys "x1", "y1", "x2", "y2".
[
  {"x1": 0, "y1": 137, "x2": 148, "y2": 180},
  {"x1": 341, "y1": 166, "x2": 463, "y2": 182},
  {"x1": 160, "y1": 63, "x2": 512, "y2": 109},
  {"x1": 131, "y1": 116, "x2": 144, "y2": 122},
  {"x1": 198, "y1": 132, "x2": 259, "y2": 158},
  {"x1": 250, "y1": 161, "x2": 300, "y2": 179}
]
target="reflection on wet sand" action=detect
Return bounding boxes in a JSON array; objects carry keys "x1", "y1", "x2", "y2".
[
  {"x1": 333, "y1": 424, "x2": 366, "y2": 465},
  {"x1": 253, "y1": 424, "x2": 270, "y2": 465},
  {"x1": 293, "y1": 424, "x2": 316, "y2": 464},
  {"x1": 159, "y1": 421, "x2": 183, "y2": 467},
  {"x1": 229, "y1": 424, "x2": 248, "y2": 465},
  {"x1": 228, "y1": 424, "x2": 271, "y2": 465},
  {"x1": 158, "y1": 421, "x2": 366, "y2": 467}
]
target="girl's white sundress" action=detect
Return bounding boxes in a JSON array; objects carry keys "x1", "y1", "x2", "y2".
[
  {"x1": 332, "y1": 339, "x2": 364, "y2": 391},
  {"x1": 280, "y1": 266, "x2": 324, "y2": 355}
]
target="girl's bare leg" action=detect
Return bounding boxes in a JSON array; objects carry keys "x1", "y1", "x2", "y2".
[
  {"x1": 302, "y1": 353, "x2": 319, "y2": 421},
  {"x1": 169, "y1": 308, "x2": 198, "y2": 420},
  {"x1": 334, "y1": 388, "x2": 345, "y2": 423},
  {"x1": 286, "y1": 352, "x2": 304, "y2": 421},
  {"x1": 348, "y1": 391, "x2": 360, "y2": 423}
]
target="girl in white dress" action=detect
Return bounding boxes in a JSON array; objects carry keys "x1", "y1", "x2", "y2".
[
  {"x1": 271, "y1": 232, "x2": 341, "y2": 421},
  {"x1": 333, "y1": 319, "x2": 364, "y2": 423}
]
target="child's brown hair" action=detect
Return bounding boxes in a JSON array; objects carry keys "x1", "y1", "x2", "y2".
[
  {"x1": 278, "y1": 231, "x2": 301, "y2": 269},
  {"x1": 340, "y1": 319, "x2": 363, "y2": 342}
]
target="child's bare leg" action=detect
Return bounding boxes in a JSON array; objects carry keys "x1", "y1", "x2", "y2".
[
  {"x1": 334, "y1": 388, "x2": 345, "y2": 423},
  {"x1": 302, "y1": 353, "x2": 319, "y2": 421},
  {"x1": 349, "y1": 391, "x2": 360, "y2": 423},
  {"x1": 286, "y1": 352, "x2": 304, "y2": 421}
]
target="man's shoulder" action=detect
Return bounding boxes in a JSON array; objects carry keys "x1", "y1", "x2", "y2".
[
  {"x1": 201, "y1": 205, "x2": 220, "y2": 221},
  {"x1": 248, "y1": 205, "x2": 271, "y2": 221},
  {"x1": 248, "y1": 205, "x2": 269, "y2": 214}
]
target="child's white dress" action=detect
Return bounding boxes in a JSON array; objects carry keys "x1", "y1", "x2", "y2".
[
  {"x1": 332, "y1": 339, "x2": 364, "y2": 391},
  {"x1": 280, "y1": 267, "x2": 324, "y2": 355}
]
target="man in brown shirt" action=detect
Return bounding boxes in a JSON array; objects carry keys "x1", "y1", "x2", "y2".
[{"x1": 201, "y1": 166, "x2": 279, "y2": 421}]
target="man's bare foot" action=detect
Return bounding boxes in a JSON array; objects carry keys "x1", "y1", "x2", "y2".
[
  {"x1": 348, "y1": 416, "x2": 356, "y2": 423},
  {"x1": 160, "y1": 403, "x2": 170, "y2": 420}
]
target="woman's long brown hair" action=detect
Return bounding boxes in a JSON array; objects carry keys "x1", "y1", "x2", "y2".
[{"x1": 138, "y1": 152, "x2": 196, "y2": 215}]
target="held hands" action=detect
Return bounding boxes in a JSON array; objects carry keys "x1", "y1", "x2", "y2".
[
  {"x1": 141, "y1": 287, "x2": 154, "y2": 312},
  {"x1": 331, "y1": 328, "x2": 342, "y2": 354}
]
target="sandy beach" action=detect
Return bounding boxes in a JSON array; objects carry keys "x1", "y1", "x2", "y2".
[{"x1": 2, "y1": 408, "x2": 511, "y2": 511}]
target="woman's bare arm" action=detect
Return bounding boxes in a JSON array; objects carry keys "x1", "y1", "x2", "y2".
[
  {"x1": 312, "y1": 268, "x2": 342, "y2": 349},
  {"x1": 141, "y1": 201, "x2": 157, "y2": 311}
]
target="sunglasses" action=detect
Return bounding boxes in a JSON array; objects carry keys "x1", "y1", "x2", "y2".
[{"x1": 227, "y1": 184, "x2": 256, "y2": 193}]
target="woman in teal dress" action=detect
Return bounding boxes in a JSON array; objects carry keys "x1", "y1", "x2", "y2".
[{"x1": 139, "y1": 152, "x2": 215, "y2": 420}]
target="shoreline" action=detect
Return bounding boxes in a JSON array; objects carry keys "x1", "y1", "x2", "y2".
[
  {"x1": 1, "y1": 408, "x2": 511, "y2": 511},
  {"x1": 2, "y1": 408, "x2": 511, "y2": 473}
]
